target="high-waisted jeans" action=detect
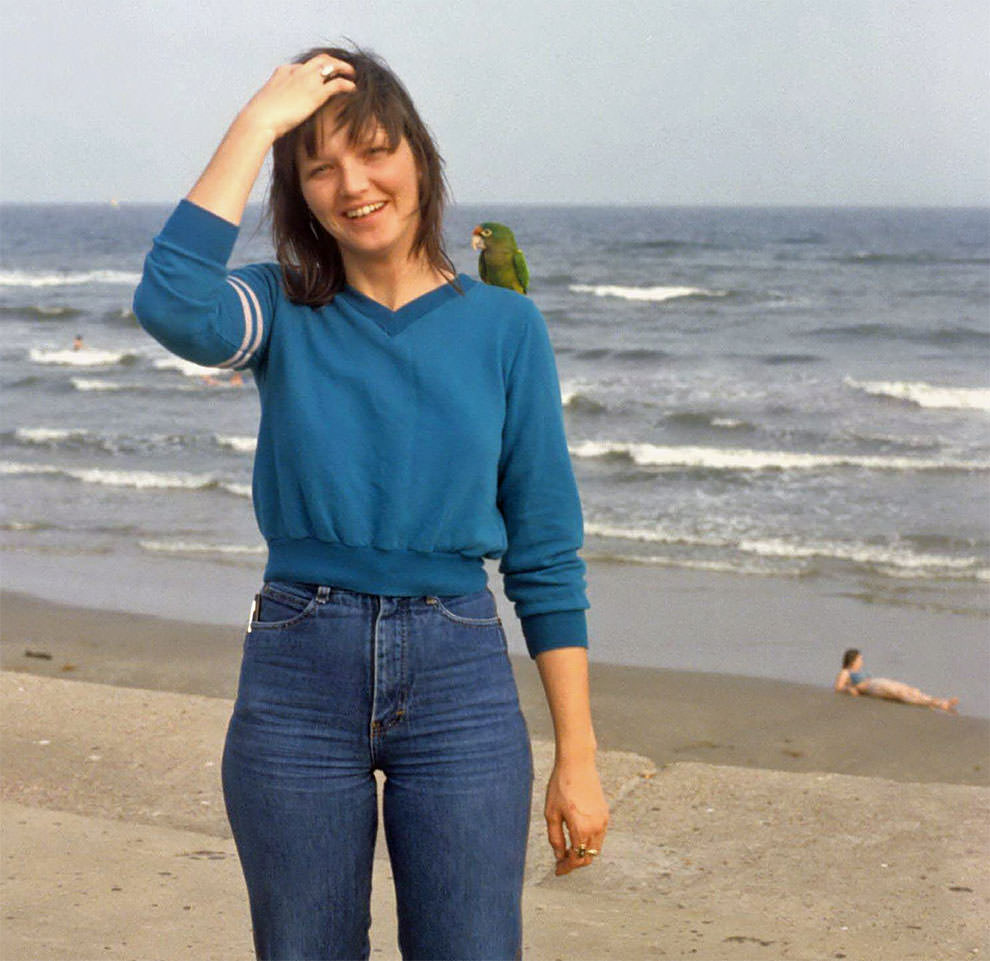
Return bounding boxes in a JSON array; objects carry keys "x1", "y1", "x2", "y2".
[{"x1": 221, "y1": 580, "x2": 534, "y2": 961}]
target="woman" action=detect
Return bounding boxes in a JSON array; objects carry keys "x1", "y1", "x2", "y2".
[
  {"x1": 835, "y1": 649, "x2": 959, "y2": 713},
  {"x1": 132, "y1": 44, "x2": 609, "y2": 960}
]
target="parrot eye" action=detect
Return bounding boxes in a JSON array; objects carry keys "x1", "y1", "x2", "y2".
[{"x1": 481, "y1": 228, "x2": 492, "y2": 237}]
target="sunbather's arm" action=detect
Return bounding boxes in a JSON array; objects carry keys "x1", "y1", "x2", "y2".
[{"x1": 834, "y1": 669, "x2": 859, "y2": 694}]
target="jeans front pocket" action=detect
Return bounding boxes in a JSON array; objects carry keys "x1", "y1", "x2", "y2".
[
  {"x1": 426, "y1": 588, "x2": 502, "y2": 627},
  {"x1": 249, "y1": 581, "x2": 320, "y2": 631}
]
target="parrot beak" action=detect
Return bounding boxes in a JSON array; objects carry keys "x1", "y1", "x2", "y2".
[{"x1": 470, "y1": 226, "x2": 485, "y2": 252}]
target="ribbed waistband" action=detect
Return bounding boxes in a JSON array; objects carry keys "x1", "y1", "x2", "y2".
[{"x1": 264, "y1": 537, "x2": 488, "y2": 597}]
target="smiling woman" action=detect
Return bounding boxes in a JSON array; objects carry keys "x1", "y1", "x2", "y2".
[{"x1": 131, "y1": 41, "x2": 607, "y2": 961}]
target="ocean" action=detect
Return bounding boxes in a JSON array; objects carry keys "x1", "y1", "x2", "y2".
[{"x1": 2, "y1": 202, "x2": 988, "y2": 703}]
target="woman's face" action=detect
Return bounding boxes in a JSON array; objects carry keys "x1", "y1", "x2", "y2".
[
  {"x1": 296, "y1": 105, "x2": 421, "y2": 268},
  {"x1": 850, "y1": 653, "x2": 863, "y2": 671}
]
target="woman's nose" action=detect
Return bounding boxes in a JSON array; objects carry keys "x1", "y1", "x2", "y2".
[{"x1": 338, "y1": 159, "x2": 370, "y2": 196}]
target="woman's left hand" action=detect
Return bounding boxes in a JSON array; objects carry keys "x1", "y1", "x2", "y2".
[{"x1": 544, "y1": 757, "x2": 610, "y2": 875}]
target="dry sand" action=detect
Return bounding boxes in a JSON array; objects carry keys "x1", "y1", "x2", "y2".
[{"x1": 1, "y1": 591, "x2": 988, "y2": 959}]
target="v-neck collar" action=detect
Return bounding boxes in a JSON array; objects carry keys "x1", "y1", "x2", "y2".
[{"x1": 339, "y1": 273, "x2": 476, "y2": 337}]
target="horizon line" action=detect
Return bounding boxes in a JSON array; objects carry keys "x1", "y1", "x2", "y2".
[{"x1": 2, "y1": 199, "x2": 988, "y2": 210}]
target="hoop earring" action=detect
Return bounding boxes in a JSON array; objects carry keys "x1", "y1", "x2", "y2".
[{"x1": 308, "y1": 216, "x2": 321, "y2": 240}]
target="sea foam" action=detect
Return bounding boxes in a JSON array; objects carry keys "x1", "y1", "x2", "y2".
[
  {"x1": 70, "y1": 378, "x2": 126, "y2": 392},
  {"x1": 69, "y1": 377, "x2": 203, "y2": 393},
  {"x1": 737, "y1": 536, "x2": 986, "y2": 575},
  {"x1": 0, "y1": 460, "x2": 250, "y2": 496},
  {"x1": 583, "y1": 523, "x2": 988, "y2": 580},
  {"x1": 30, "y1": 347, "x2": 135, "y2": 367},
  {"x1": 153, "y1": 356, "x2": 226, "y2": 377},
  {"x1": 216, "y1": 435, "x2": 257, "y2": 454},
  {"x1": 139, "y1": 540, "x2": 265, "y2": 556},
  {"x1": 845, "y1": 377, "x2": 990, "y2": 411},
  {"x1": 0, "y1": 269, "x2": 142, "y2": 288},
  {"x1": 580, "y1": 551, "x2": 795, "y2": 577},
  {"x1": 13, "y1": 427, "x2": 85, "y2": 445},
  {"x1": 559, "y1": 379, "x2": 608, "y2": 411},
  {"x1": 569, "y1": 440, "x2": 988, "y2": 472},
  {"x1": 8, "y1": 427, "x2": 124, "y2": 456},
  {"x1": 584, "y1": 520, "x2": 728, "y2": 547},
  {"x1": 569, "y1": 284, "x2": 725, "y2": 303}
]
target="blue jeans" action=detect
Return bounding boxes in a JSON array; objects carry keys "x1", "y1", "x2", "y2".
[{"x1": 221, "y1": 580, "x2": 534, "y2": 960}]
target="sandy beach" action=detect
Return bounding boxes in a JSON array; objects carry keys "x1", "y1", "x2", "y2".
[
  {"x1": 4, "y1": 550, "x2": 987, "y2": 720},
  {"x1": 2, "y1": 580, "x2": 988, "y2": 960},
  {"x1": 2, "y1": 586, "x2": 987, "y2": 787}
]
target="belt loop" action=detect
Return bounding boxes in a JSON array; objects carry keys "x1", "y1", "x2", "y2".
[{"x1": 316, "y1": 585, "x2": 332, "y2": 603}]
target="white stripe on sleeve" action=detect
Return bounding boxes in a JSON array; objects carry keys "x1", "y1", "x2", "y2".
[{"x1": 217, "y1": 276, "x2": 264, "y2": 368}]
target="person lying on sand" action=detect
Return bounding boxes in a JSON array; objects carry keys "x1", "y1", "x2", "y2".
[{"x1": 835, "y1": 648, "x2": 959, "y2": 713}]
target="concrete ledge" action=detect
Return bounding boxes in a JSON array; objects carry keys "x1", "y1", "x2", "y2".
[{"x1": 2, "y1": 671, "x2": 987, "y2": 960}]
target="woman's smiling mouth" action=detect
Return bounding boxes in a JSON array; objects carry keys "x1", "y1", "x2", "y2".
[{"x1": 344, "y1": 201, "x2": 387, "y2": 220}]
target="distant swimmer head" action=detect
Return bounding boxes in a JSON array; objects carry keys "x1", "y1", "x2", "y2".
[{"x1": 268, "y1": 42, "x2": 455, "y2": 308}]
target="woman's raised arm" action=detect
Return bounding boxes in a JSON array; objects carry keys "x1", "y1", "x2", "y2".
[{"x1": 131, "y1": 55, "x2": 356, "y2": 372}]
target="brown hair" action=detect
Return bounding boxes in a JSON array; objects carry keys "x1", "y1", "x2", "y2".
[
  {"x1": 265, "y1": 43, "x2": 459, "y2": 306},
  {"x1": 842, "y1": 648, "x2": 861, "y2": 669}
]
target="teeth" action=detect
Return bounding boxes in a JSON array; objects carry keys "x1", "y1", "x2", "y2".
[{"x1": 345, "y1": 202, "x2": 386, "y2": 219}]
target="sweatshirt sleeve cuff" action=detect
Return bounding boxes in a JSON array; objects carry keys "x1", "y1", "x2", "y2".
[
  {"x1": 521, "y1": 609, "x2": 588, "y2": 659},
  {"x1": 157, "y1": 198, "x2": 240, "y2": 265}
]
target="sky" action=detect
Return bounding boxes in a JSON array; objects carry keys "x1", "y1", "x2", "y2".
[{"x1": 1, "y1": 0, "x2": 987, "y2": 206}]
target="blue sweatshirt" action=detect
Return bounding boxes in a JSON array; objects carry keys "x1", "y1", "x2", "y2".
[{"x1": 132, "y1": 199, "x2": 589, "y2": 658}]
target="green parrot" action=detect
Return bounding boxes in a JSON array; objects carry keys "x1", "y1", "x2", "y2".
[{"x1": 471, "y1": 222, "x2": 529, "y2": 295}]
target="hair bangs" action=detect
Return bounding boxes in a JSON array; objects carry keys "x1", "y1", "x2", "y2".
[{"x1": 332, "y1": 85, "x2": 404, "y2": 152}]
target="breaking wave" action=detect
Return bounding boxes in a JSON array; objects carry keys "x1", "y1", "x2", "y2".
[
  {"x1": 0, "y1": 269, "x2": 142, "y2": 287},
  {"x1": 0, "y1": 304, "x2": 84, "y2": 319},
  {"x1": 0, "y1": 460, "x2": 250, "y2": 497},
  {"x1": 29, "y1": 347, "x2": 138, "y2": 367},
  {"x1": 569, "y1": 440, "x2": 988, "y2": 473},
  {"x1": 216, "y1": 434, "x2": 257, "y2": 454},
  {"x1": 139, "y1": 540, "x2": 265, "y2": 556},
  {"x1": 583, "y1": 522, "x2": 988, "y2": 580},
  {"x1": 845, "y1": 378, "x2": 990, "y2": 411},
  {"x1": 569, "y1": 284, "x2": 726, "y2": 303},
  {"x1": 153, "y1": 356, "x2": 227, "y2": 377}
]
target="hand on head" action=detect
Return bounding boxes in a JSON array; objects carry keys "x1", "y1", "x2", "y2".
[{"x1": 240, "y1": 54, "x2": 356, "y2": 141}]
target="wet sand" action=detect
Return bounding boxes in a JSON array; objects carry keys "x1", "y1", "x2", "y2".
[
  {"x1": 2, "y1": 588, "x2": 986, "y2": 786},
  {"x1": 3, "y1": 551, "x2": 987, "y2": 716}
]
